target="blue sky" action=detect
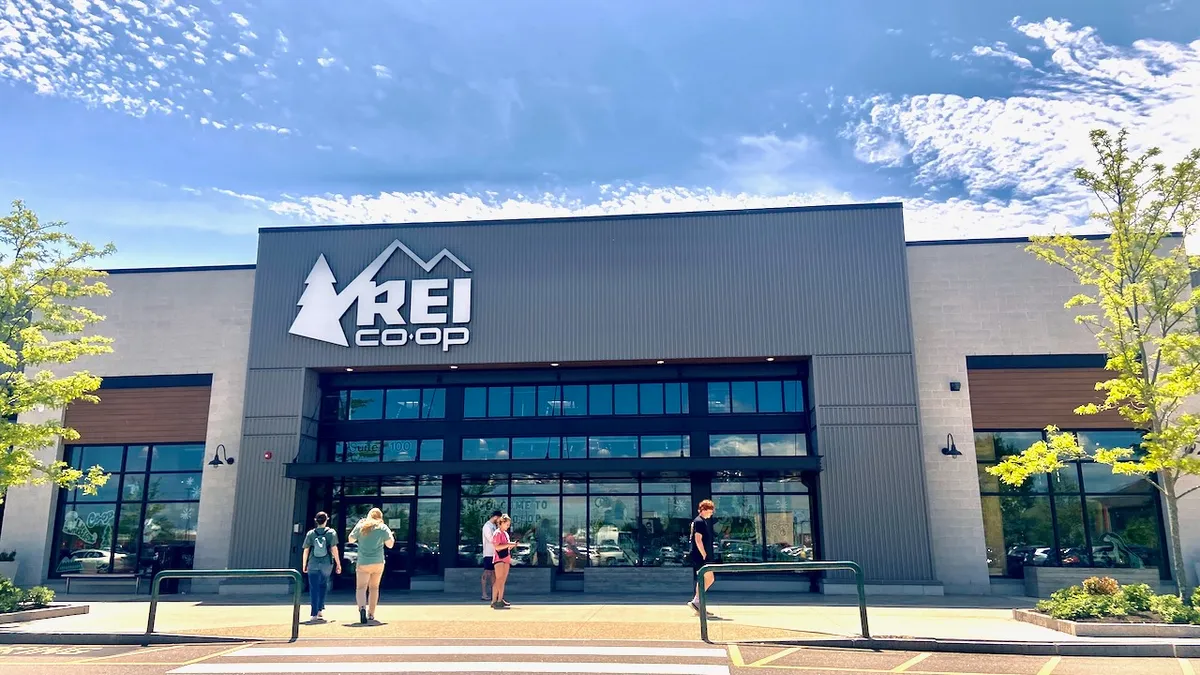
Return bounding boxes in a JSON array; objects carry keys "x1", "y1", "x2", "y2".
[{"x1": 1, "y1": 0, "x2": 1198, "y2": 267}]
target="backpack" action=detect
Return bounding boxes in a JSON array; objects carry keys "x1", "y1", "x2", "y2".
[{"x1": 310, "y1": 527, "x2": 332, "y2": 559}]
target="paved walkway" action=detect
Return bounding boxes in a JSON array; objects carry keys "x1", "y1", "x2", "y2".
[{"x1": 0, "y1": 592, "x2": 1078, "y2": 643}]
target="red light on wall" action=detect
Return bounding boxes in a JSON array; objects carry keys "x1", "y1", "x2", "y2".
[{"x1": 263, "y1": 451, "x2": 273, "y2": 461}]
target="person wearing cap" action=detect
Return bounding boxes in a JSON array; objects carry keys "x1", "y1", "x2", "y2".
[{"x1": 481, "y1": 510, "x2": 503, "y2": 602}]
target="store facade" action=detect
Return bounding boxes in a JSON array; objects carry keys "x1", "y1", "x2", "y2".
[{"x1": 1, "y1": 202, "x2": 1196, "y2": 595}]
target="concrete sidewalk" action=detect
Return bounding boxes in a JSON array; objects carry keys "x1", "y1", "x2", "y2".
[{"x1": 1, "y1": 591, "x2": 1070, "y2": 643}]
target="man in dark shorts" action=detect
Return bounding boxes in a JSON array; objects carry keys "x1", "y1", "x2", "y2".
[
  {"x1": 481, "y1": 510, "x2": 502, "y2": 602},
  {"x1": 687, "y1": 499, "x2": 716, "y2": 614}
]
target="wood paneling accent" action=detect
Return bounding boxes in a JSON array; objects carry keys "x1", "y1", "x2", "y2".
[
  {"x1": 967, "y1": 368, "x2": 1132, "y2": 430},
  {"x1": 64, "y1": 386, "x2": 211, "y2": 444}
]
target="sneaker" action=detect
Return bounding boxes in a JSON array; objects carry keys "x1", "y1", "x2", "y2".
[
  {"x1": 501, "y1": 599, "x2": 511, "y2": 607},
  {"x1": 367, "y1": 615, "x2": 374, "y2": 622},
  {"x1": 482, "y1": 596, "x2": 491, "y2": 602},
  {"x1": 492, "y1": 602, "x2": 509, "y2": 610},
  {"x1": 359, "y1": 607, "x2": 368, "y2": 624},
  {"x1": 687, "y1": 600, "x2": 700, "y2": 614},
  {"x1": 316, "y1": 611, "x2": 324, "y2": 619}
]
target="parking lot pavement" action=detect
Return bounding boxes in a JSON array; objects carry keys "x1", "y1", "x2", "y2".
[{"x1": 728, "y1": 644, "x2": 1197, "y2": 675}]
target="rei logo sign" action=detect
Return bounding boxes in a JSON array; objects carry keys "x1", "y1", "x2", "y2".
[{"x1": 288, "y1": 240, "x2": 472, "y2": 351}]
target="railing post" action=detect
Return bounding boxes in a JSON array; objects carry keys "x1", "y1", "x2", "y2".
[
  {"x1": 143, "y1": 574, "x2": 163, "y2": 645},
  {"x1": 290, "y1": 569, "x2": 302, "y2": 642},
  {"x1": 143, "y1": 569, "x2": 304, "y2": 644},
  {"x1": 697, "y1": 563, "x2": 712, "y2": 643},
  {"x1": 851, "y1": 562, "x2": 871, "y2": 640}
]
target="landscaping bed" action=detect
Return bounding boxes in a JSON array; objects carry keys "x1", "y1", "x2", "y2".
[
  {"x1": 1012, "y1": 576, "x2": 1200, "y2": 637},
  {"x1": 0, "y1": 577, "x2": 69, "y2": 623}
]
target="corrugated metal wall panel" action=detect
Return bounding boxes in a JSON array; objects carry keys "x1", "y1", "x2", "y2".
[
  {"x1": 812, "y1": 354, "x2": 917, "y2": 406},
  {"x1": 811, "y1": 354, "x2": 934, "y2": 582},
  {"x1": 246, "y1": 205, "x2": 913, "y2": 369},
  {"x1": 818, "y1": 424, "x2": 934, "y2": 581}
]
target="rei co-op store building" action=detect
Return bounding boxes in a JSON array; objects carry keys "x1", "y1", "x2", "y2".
[{"x1": 2, "y1": 202, "x2": 1198, "y2": 597}]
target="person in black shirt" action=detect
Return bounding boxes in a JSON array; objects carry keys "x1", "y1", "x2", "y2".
[{"x1": 687, "y1": 499, "x2": 716, "y2": 614}]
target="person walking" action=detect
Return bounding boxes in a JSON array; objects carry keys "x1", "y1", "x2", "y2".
[
  {"x1": 348, "y1": 507, "x2": 394, "y2": 625},
  {"x1": 490, "y1": 514, "x2": 518, "y2": 609},
  {"x1": 480, "y1": 510, "x2": 502, "y2": 602},
  {"x1": 687, "y1": 499, "x2": 717, "y2": 615},
  {"x1": 301, "y1": 511, "x2": 341, "y2": 622}
]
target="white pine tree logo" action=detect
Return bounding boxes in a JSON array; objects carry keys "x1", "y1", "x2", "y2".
[{"x1": 290, "y1": 254, "x2": 349, "y2": 346}]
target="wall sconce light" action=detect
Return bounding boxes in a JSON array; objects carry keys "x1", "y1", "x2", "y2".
[
  {"x1": 949, "y1": 381, "x2": 962, "y2": 392},
  {"x1": 941, "y1": 434, "x2": 962, "y2": 458},
  {"x1": 207, "y1": 443, "x2": 235, "y2": 468}
]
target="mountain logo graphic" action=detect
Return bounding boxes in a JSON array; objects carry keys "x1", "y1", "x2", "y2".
[{"x1": 289, "y1": 240, "x2": 473, "y2": 348}]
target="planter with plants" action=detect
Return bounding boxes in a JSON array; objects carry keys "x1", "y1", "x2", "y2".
[
  {"x1": 0, "y1": 576, "x2": 87, "y2": 622},
  {"x1": 0, "y1": 550, "x2": 18, "y2": 580},
  {"x1": 1013, "y1": 576, "x2": 1200, "y2": 637}
]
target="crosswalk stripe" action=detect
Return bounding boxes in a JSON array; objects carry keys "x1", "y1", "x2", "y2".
[
  {"x1": 231, "y1": 645, "x2": 727, "y2": 658},
  {"x1": 170, "y1": 662, "x2": 730, "y2": 674}
]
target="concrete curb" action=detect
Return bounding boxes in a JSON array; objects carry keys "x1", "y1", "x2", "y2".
[
  {"x1": 736, "y1": 636, "x2": 1200, "y2": 658},
  {"x1": 0, "y1": 632, "x2": 259, "y2": 645},
  {"x1": 0, "y1": 603, "x2": 89, "y2": 623}
]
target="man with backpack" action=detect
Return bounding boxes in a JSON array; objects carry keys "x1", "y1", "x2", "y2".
[{"x1": 302, "y1": 511, "x2": 342, "y2": 622}]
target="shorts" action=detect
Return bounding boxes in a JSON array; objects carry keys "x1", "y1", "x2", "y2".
[
  {"x1": 692, "y1": 558, "x2": 714, "y2": 578},
  {"x1": 483, "y1": 557, "x2": 495, "y2": 571}
]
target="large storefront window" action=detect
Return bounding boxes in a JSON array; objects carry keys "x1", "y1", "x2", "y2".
[
  {"x1": 712, "y1": 475, "x2": 813, "y2": 563},
  {"x1": 977, "y1": 431, "x2": 1165, "y2": 578},
  {"x1": 707, "y1": 380, "x2": 804, "y2": 414},
  {"x1": 322, "y1": 388, "x2": 447, "y2": 421},
  {"x1": 462, "y1": 435, "x2": 689, "y2": 461},
  {"x1": 464, "y1": 382, "x2": 689, "y2": 418},
  {"x1": 456, "y1": 474, "x2": 695, "y2": 572},
  {"x1": 53, "y1": 444, "x2": 205, "y2": 578}
]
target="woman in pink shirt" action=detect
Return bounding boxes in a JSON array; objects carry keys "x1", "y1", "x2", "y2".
[{"x1": 491, "y1": 514, "x2": 517, "y2": 609}]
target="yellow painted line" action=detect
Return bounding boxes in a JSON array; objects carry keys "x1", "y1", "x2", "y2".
[
  {"x1": 1182, "y1": 658, "x2": 1196, "y2": 675},
  {"x1": 176, "y1": 643, "x2": 253, "y2": 666},
  {"x1": 727, "y1": 643, "x2": 745, "y2": 667},
  {"x1": 893, "y1": 652, "x2": 933, "y2": 672},
  {"x1": 748, "y1": 647, "x2": 801, "y2": 667},
  {"x1": 72, "y1": 644, "x2": 185, "y2": 663},
  {"x1": 1036, "y1": 656, "x2": 1061, "y2": 675}
]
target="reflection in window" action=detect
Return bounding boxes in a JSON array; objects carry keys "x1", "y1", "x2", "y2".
[
  {"x1": 513, "y1": 437, "x2": 560, "y2": 460},
  {"x1": 385, "y1": 389, "x2": 421, "y2": 419},
  {"x1": 713, "y1": 494, "x2": 764, "y2": 563},
  {"x1": 462, "y1": 438, "x2": 511, "y2": 461},
  {"x1": 707, "y1": 382, "x2": 730, "y2": 413},
  {"x1": 589, "y1": 385, "x2": 613, "y2": 416},
  {"x1": 590, "y1": 436, "x2": 638, "y2": 459},
  {"x1": 764, "y1": 494, "x2": 814, "y2": 561},
  {"x1": 614, "y1": 384, "x2": 638, "y2": 415},
  {"x1": 415, "y1": 498, "x2": 441, "y2": 576},
  {"x1": 761, "y1": 434, "x2": 806, "y2": 457},
  {"x1": 538, "y1": 385, "x2": 563, "y2": 416},
  {"x1": 562, "y1": 497, "x2": 587, "y2": 573},
  {"x1": 640, "y1": 496, "x2": 691, "y2": 566},
  {"x1": 976, "y1": 429, "x2": 1165, "y2": 578},
  {"x1": 562, "y1": 385, "x2": 587, "y2": 416},
  {"x1": 708, "y1": 380, "x2": 805, "y2": 414},
  {"x1": 342, "y1": 441, "x2": 382, "y2": 463},
  {"x1": 710, "y1": 435, "x2": 759, "y2": 457},
  {"x1": 488, "y1": 387, "x2": 512, "y2": 418},
  {"x1": 513, "y1": 386, "x2": 537, "y2": 417},
  {"x1": 640, "y1": 436, "x2": 690, "y2": 458},
  {"x1": 640, "y1": 383, "x2": 664, "y2": 415},
  {"x1": 464, "y1": 387, "x2": 486, "y2": 418},
  {"x1": 348, "y1": 390, "x2": 385, "y2": 420},
  {"x1": 511, "y1": 496, "x2": 559, "y2": 567},
  {"x1": 590, "y1": 495, "x2": 637, "y2": 567}
]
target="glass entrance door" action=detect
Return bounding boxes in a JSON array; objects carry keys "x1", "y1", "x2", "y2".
[{"x1": 341, "y1": 500, "x2": 415, "y2": 590}]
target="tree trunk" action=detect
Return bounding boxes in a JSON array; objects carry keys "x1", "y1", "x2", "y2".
[{"x1": 1164, "y1": 479, "x2": 1192, "y2": 602}]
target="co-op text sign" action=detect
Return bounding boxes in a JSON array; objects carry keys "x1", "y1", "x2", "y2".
[{"x1": 288, "y1": 239, "x2": 472, "y2": 351}]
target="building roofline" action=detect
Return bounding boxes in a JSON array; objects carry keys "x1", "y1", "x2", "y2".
[
  {"x1": 102, "y1": 263, "x2": 256, "y2": 275},
  {"x1": 906, "y1": 232, "x2": 1184, "y2": 247},
  {"x1": 258, "y1": 201, "x2": 904, "y2": 234}
]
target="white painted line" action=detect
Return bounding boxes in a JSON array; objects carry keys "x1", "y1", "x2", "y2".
[
  {"x1": 171, "y1": 662, "x2": 730, "y2": 675},
  {"x1": 231, "y1": 645, "x2": 727, "y2": 658}
]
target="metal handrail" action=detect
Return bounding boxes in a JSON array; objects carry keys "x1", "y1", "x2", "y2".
[
  {"x1": 145, "y1": 569, "x2": 303, "y2": 645},
  {"x1": 695, "y1": 560, "x2": 870, "y2": 643}
]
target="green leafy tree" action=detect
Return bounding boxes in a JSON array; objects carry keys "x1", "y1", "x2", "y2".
[
  {"x1": 0, "y1": 200, "x2": 116, "y2": 503},
  {"x1": 988, "y1": 130, "x2": 1200, "y2": 598}
]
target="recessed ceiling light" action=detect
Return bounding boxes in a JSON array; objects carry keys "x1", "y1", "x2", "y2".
[
  {"x1": 766, "y1": 357, "x2": 775, "y2": 362},
  {"x1": 656, "y1": 360, "x2": 665, "y2": 365},
  {"x1": 550, "y1": 363, "x2": 560, "y2": 367},
  {"x1": 345, "y1": 368, "x2": 354, "y2": 372},
  {"x1": 449, "y1": 365, "x2": 458, "y2": 370}
]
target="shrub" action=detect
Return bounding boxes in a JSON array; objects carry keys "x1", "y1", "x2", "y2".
[
  {"x1": 1038, "y1": 585, "x2": 1128, "y2": 620},
  {"x1": 0, "y1": 578, "x2": 22, "y2": 613},
  {"x1": 1119, "y1": 584, "x2": 1155, "y2": 612},
  {"x1": 22, "y1": 586, "x2": 54, "y2": 609},
  {"x1": 1150, "y1": 594, "x2": 1198, "y2": 624},
  {"x1": 1083, "y1": 576, "x2": 1120, "y2": 596},
  {"x1": 1192, "y1": 586, "x2": 1200, "y2": 610}
]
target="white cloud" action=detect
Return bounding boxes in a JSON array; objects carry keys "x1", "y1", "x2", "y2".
[
  {"x1": 846, "y1": 17, "x2": 1200, "y2": 235},
  {"x1": 372, "y1": 64, "x2": 391, "y2": 79},
  {"x1": 959, "y1": 42, "x2": 1035, "y2": 69},
  {"x1": 0, "y1": 0, "x2": 296, "y2": 134},
  {"x1": 317, "y1": 47, "x2": 336, "y2": 67}
]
